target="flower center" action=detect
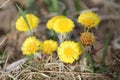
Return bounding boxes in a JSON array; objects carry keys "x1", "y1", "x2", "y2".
[
  {"x1": 64, "y1": 47, "x2": 74, "y2": 57},
  {"x1": 84, "y1": 18, "x2": 93, "y2": 26},
  {"x1": 27, "y1": 44, "x2": 36, "y2": 52},
  {"x1": 43, "y1": 43, "x2": 52, "y2": 53}
]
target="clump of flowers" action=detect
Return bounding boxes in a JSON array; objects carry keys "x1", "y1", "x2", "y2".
[
  {"x1": 16, "y1": 14, "x2": 39, "y2": 31},
  {"x1": 47, "y1": 16, "x2": 75, "y2": 33},
  {"x1": 77, "y1": 11, "x2": 100, "y2": 46},
  {"x1": 47, "y1": 15, "x2": 66, "y2": 30},
  {"x1": 57, "y1": 41, "x2": 83, "y2": 63},
  {"x1": 77, "y1": 11, "x2": 100, "y2": 29},
  {"x1": 42, "y1": 40, "x2": 58, "y2": 54},
  {"x1": 80, "y1": 32, "x2": 95, "y2": 46},
  {"x1": 16, "y1": 10, "x2": 100, "y2": 65},
  {"x1": 21, "y1": 37, "x2": 42, "y2": 55}
]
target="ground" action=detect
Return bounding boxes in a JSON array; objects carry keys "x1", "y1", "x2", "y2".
[{"x1": 0, "y1": 0, "x2": 120, "y2": 80}]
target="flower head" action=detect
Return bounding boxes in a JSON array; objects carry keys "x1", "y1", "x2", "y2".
[
  {"x1": 57, "y1": 41, "x2": 83, "y2": 63},
  {"x1": 42, "y1": 40, "x2": 58, "y2": 54},
  {"x1": 21, "y1": 37, "x2": 42, "y2": 55},
  {"x1": 80, "y1": 32, "x2": 95, "y2": 46},
  {"x1": 77, "y1": 11, "x2": 100, "y2": 28},
  {"x1": 16, "y1": 14, "x2": 39, "y2": 31},
  {"x1": 53, "y1": 17, "x2": 75, "y2": 33},
  {"x1": 47, "y1": 15, "x2": 66, "y2": 30}
]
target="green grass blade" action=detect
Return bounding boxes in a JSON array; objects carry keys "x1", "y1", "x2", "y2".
[
  {"x1": 2, "y1": 51, "x2": 6, "y2": 60},
  {"x1": 101, "y1": 21, "x2": 112, "y2": 66},
  {"x1": 117, "y1": 73, "x2": 120, "y2": 80},
  {"x1": 84, "y1": 50, "x2": 94, "y2": 72},
  {"x1": 79, "y1": 41, "x2": 84, "y2": 50},
  {"x1": 27, "y1": 0, "x2": 34, "y2": 7},
  {"x1": 27, "y1": 0, "x2": 38, "y2": 13},
  {"x1": 16, "y1": 4, "x2": 33, "y2": 35},
  {"x1": 96, "y1": 66, "x2": 110, "y2": 73},
  {"x1": 49, "y1": 29, "x2": 56, "y2": 40},
  {"x1": 51, "y1": 0, "x2": 58, "y2": 12},
  {"x1": 74, "y1": 0, "x2": 81, "y2": 11},
  {"x1": 0, "y1": 51, "x2": 5, "y2": 64},
  {"x1": 44, "y1": 0, "x2": 50, "y2": 5}
]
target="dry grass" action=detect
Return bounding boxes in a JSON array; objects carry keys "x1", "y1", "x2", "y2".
[
  {"x1": 0, "y1": 54, "x2": 111, "y2": 80},
  {"x1": 0, "y1": 0, "x2": 120, "y2": 80}
]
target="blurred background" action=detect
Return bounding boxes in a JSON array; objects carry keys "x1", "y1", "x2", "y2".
[{"x1": 0, "y1": 0, "x2": 120, "y2": 73}]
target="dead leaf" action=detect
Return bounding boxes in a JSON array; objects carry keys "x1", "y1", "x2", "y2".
[
  {"x1": 93, "y1": 41, "x2": 104, "y2": 51},
  {"x1": 0, "y1": 1, "x2": 17, "y2": 33},
  {"x1": 92, "y1": 46, "x2": 112, "y2": 65},
  {"x1": 4, "y1": 58, "x2": 27, "y2": 72}
]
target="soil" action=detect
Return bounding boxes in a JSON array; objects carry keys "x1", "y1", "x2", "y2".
[{"x1": 0, "y1": 0, "x2": 120, "y2": 80}]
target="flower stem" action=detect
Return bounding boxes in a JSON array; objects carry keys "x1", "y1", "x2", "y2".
[{"x1": 58, "y1": 33, "x2": 67, "y2": 43}]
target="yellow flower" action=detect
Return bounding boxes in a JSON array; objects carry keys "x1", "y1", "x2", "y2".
[
  {"x1": 53, "y1": 17, "x2": 75, "y2": 33},
  {"x1": 47, "y1": 15, "x2": 66, "y2": 30},
  {"x1": 80, "y1": 32, "x2": 95, "y2": 46},
  {"x1": 77, "y1": 11, "x2": 100, "y2": 28},
  {"x1": 16, "y1": 14, "x2": 39, "y2": 31},
  {"x1": 42, "y1": 40, "x2": 58, "y2": 54},
  {"x1": 57, "y1": 41, "x2": 83, "y2": 63},
  {"x1": 21, "y1": 37, "x2": 42, "y2": 55}
]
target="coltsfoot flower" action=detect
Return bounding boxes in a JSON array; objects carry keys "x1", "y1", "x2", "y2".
[
  {"x1": 80, "y1": 32, "x2": 95, "y2": 46},
  {"x1": 47, "y1": 15, "x2": 66, "y2": 30},
  {"x1": 16, "y1": 14, "x2": 39, "y2": 31},
  {"x1": 53, "y1": 17, "x2": 75, "y2": 33},
  {"x1": 42, "y1": 40, "x2": 58, "y2": 54},
  {"x1": 21, "y1": 37, "x2": 42, "y2": 55},
  {"x1": 57, "y1": 41, "x2": 83, "y2": 63},
  {"x1": 77, "y1": 11, "x2": 100, "y2": 29}
]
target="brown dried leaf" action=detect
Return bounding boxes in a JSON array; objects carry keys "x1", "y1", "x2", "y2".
[
  {"x1": 0, "y1": 1, "x2": 17, "y2": 33},
  {"x1": 92, "y1": 46, "x2": 112, "y2": 65},
  {"x1": 93, "y1": 41, "x2": 104, "y2": 51}
]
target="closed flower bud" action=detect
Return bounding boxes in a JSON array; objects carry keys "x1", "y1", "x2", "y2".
[{"x1": 80, "y1": 32, "x2": 95, "y2": 46}]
